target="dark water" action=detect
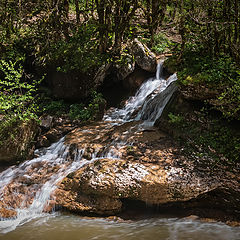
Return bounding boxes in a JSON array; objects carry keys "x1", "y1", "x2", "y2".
[{"x1": 0, "y1": 214, "x2": 239, "y2": 240}]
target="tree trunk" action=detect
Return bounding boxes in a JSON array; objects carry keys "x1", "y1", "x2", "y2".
[
  {"x1": 75, "y1": 0, "x2": 80, "y2": 24},
  {"x1": 234, "y1": 0, "x2": 239, "y2": 44}
]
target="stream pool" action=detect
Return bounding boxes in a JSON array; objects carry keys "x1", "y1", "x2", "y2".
[{"x1": 1, "y1": 213, "x2": 239, "y2": 240}]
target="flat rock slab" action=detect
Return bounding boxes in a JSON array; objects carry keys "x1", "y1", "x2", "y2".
[{"x1": 54, "y1": 121, "x2": 240, "y2": 215}]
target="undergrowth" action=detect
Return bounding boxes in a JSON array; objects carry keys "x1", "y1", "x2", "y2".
[
  {"x1": 41, "y1": 91, "x2": 105, "y2": 121},
  {"x1": 168, "y1": 111, "x2": 240, "y2": 167},
  {"x1": 165, "y1": 45, "x2": 240, "y2": 120}
]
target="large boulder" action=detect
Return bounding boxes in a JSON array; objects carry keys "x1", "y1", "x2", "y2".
[
  {"x1": 96, "y1": 39, "x2": 157, "y2": 107},
  {"x1": 53, "y1": 121, "x2": 240, "y2": 216},
  {"x1": 130, "y1": 39, "x2": 157, "y2": 72},
  {"x1": 94, "y1": 58, "x2": 135, "y2": 88},
  {"x1": 55, "y1": 157, "x2": 225, "y2": 215}
]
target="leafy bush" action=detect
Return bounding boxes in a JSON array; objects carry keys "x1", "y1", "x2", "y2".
[
  {"x1": 166, "y1": 47, "x2": 240, "y2": 120},
  {"x1": 168, "y1": 111, "x2": 240, "y2": 165},
  {"x1": 47, "y1": 24, "x2": 108, "y2": 73},
  {"x1": 168, "y1": 112, "x2": 184, "y2": 124},
  {"x1": 198, "y1": 124, "x2": 240, "y2": 164},
  {"x1": 68, "y1": 103, "x2": 88, "y2": 120},
  {"x1": 218, "y1": 80, "x2": 240, "y2": 119},
  {"x1": 175, "y1": 44, "x2": 239, "y2": 86},
  {"x1": 42, "y1": 100, "x2": 69, "y2": 116},
  {"x1": 0, "y1": 58, "x2": 40, "y2": 149},
  {"x1": 41, "y1": 91, "x2": 105, "y2": 121},
  {"x1": 0, "y1": 59, "x2": 40, "y2": 121},
  {"x1": 151, "y1": 33, "x2": 172, "y2": 54},
  {"x1": 69, "y1": 91, "x2": 105, "y2": 121}
]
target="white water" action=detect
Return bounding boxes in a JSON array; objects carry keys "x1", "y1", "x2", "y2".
[
  {"x1": 0, "y1": 61, "x2": 178, "y2": 233},
  {"x1": 0, "y1": 139, "x2": 97, "y2": 233},
  {"x1": 104, "y1": 61, "x2": 176, "y2": 124},
  {"x1": 137, "y1": 73, "x2": 177, "y2": 127}
]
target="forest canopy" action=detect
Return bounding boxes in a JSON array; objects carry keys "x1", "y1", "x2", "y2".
[{"x1": 0, "y1": 0, "x2": 240, "y2": 121}]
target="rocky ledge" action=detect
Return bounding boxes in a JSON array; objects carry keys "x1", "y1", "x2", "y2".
[{"x1": 54, "y1": 121, "x2": 240, "y2": 219}]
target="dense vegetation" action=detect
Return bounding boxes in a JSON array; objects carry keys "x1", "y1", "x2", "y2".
[{"x1": 0, "y1": 1, "x2": 239, "y2": 163}]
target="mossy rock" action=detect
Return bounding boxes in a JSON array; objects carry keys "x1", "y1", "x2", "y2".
[{"x1": 0, "y1": 119, "x2": 39, "y2": 164}]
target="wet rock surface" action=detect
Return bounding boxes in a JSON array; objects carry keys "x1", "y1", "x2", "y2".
[
  {"x1": 53, "y1": 121, "x2": 240, "y2": 217},
  {"x1": 36, "y1": 116, "x2": 76, "y2": 149}
]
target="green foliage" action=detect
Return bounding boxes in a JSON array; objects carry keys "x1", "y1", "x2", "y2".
[
  {"x1": 0, "y1": 58, "x2": 40, "y2": 149},
  {"x1": 0, "y1": 59, "x2": 40, "y2": 121},
  {"x1": 218, "y1": 81, "x2": 240, "y2": 119},
  {"x1": 69, "y1": 91, "x2": 105, "y2": 121},
  {"x1": 151, "y1": 33, "x2": 172, "y2": 54},
  {"x1": 140, "y1": 32, "x2": 174, "y2": 54},
  {"x1": 168, "y1": 112, "x2": 184, "y2": 124},
  {"x1": 177, "y1": 50, "x2": 239, "y2": 86},
  {"x1": 42, "y1": 100, "x2": 69, "y2": 116},
  {"x1": 48, "y1": 25, "x2": 108, "y2": 73},
  {"x1": 168, "y1": 111, "x2": 240, "y2": 165},
  {"x1": 41, "y1": 91, "x2": 105, "y2": 121},
  {"x1": 68, "y1": 103, "x2": 87, "y2": 120},
  {"x1": 198, "y1": 124, "x2": 240, "y2": 164},
  {"x1": 0, "y1": 115, "x2": 19, "y2": 146},
  {"x1": 167, "y1": 47, "x2": 240, "y2": 120}
]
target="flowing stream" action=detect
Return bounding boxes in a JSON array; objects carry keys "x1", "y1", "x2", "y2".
[{"x1": 0, "y1": 62, "x2": 239, "y2": 239}]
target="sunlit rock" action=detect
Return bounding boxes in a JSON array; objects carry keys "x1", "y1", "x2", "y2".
[{"x1": 130, "y1": 39, "x2": 157, "y2": 72}]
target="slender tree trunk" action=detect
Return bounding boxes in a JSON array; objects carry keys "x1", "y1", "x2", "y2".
[
  {"x1": 234, "y1": 0, "x2": 239, "y2": 44},
  {"x1": 177, "y1": 0, "x2": 185, "y2": 61},
  {"x1": 171, "y1": 0, "x2": 178, "y2": 21},
  {"x1": 75, "y1": 0, "x2": 80, "y2": 24},
  {"x1": 207, "y1": 3, "x2": 213, "y2": 56},
  {"x1": 95, "y1": 0, "x2": 108, "y2": 53}
]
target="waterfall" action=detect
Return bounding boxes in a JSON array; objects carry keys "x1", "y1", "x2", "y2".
[
  {"x1": 156, "y1": 60, "x2": 164, "y2": 80},
  {"x1": 0, "y1": 60, "x2": 178, "y2": 233},
  {"x1": 0, "y1": 139, "x2": 96, "y2": 233},
  {"x1": 104, "y1": 61, "x2": 177, "y2": 125},
  {"x1": 137, "y1": 73, "x2": 178, "y2": 126}
]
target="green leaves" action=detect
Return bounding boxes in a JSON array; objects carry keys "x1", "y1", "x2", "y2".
[
  {"x1": 48, "y1": 24, "x2": 108, "y2": 74},
  {"x1": 69, "y1": 91, "x2": 104, "y2": 121},
  {"x1": 167, "y1": 45, "x2": 240, "y2": 121},
  {"x1": 0, "y1": 59, "x2": 40, "y2": 121},
  {"x1": 168, "y1": 112, "x2": 184, "y2": 124},
  {"x1": 42, "y1": 91, "x2": 105, "y2": 121},
  {"x1": 151, "y1": 32, "x2": 172, "y2": 54}
]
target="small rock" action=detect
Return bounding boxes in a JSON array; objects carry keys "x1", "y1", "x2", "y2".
[
  {"x1": 36, "y1": 135, "x2": 51, "y2": 148},
  {"x1": 39, "y1": 115, "x2": 53, "y2": 130},
  {"x1": 45, "y1": 128, "x2": 61, "y2": 143},
  {"x1": 185, "y1": 215, "x2": 200, "y2": 221}
]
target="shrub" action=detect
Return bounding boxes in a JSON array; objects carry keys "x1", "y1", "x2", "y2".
[
  {"x1": 151, "y1": 32, "x2": 172, "y2": 54},
  {"x1": 0, "y1": 58, "x2": 40, "y2": 121}
]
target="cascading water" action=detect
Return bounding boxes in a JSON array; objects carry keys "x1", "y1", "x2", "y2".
[
  {"x1": 104, "y1": 61, "x2": 177, "y2": 124},
  {"x1": 0, "y1": 61, "x2": 178, "y2": 233},
  {"x1": 136, "y1": 73, "x2": 177, "y2": 126},
  {"x1": 156, "y1": 60, "x2": 163, "y2": 80},
  {"x1": 0, "y1": 138, "x2": 96, "y2": 233}
]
